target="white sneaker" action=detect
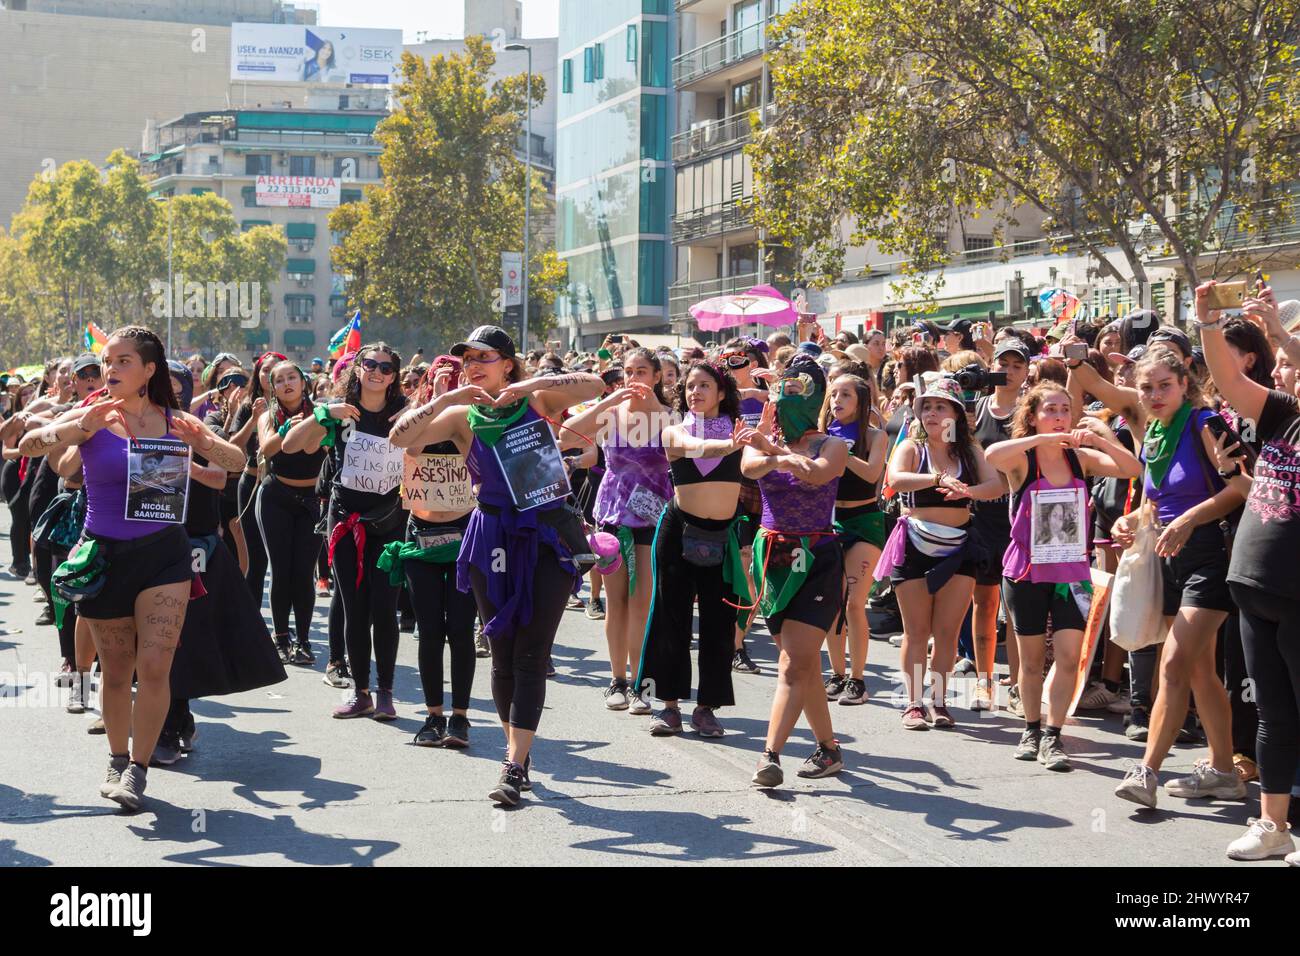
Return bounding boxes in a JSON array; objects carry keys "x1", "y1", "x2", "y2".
[
  {"x1": 1226, "y1": 818, "x2": 1295, "y2": 861},
  {"x1": 1076, "y1": 681, "x2": 1121, "y2": 711},
  {"x1": 603, "y1": 680, "x2": 628, "y2": 711},
  {"x1": 1287, "y1": 849, "x2": 1300, "y2": 867},
  {"x1": 888, "y1": 633, "x2": 904, "y2": 647},
  {"x1": 627, "y1": 688, "x2": 652, "y2": 716},
  {"x1": 1165, "y1": 759, "x2": 1248, "y2": 800},
  {"x1": 1114, "y1": 763, "x2": 1159, "y2": 808}
]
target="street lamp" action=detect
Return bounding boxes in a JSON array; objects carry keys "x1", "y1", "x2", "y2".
[{"x1": 505, "y1": 42, "x2": 532, "y2": 352}]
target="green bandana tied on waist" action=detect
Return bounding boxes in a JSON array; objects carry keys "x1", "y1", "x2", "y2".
[
  {"x1": 467, "y1": 398, "x2": 530, "y2": 448},
  {"x1": 723, "y1": 516, "x2": 752, "y2": 603},
  {"x1": 50, "y1": 539, "x2": 105, "y2": 630},
  {"x1": 1143, "y1": 401, "x2": 1194, "y2": 489},
  {"x1": 616, "y1": 525, "x2": 638, "y2": 596},
  {"x1": 377, "y1": 537, "x2": 463, "y2": 587},
  {"x1": 751, "y1": 530, "x2": 816, "y2": 619}
]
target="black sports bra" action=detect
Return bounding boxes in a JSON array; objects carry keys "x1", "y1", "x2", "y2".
[
  {"x1": 902, "y1": 443, "x2": 969, "y2": 510},
  {"x1": 669, "y1": 447, "x2": 743, "y2": 487}
]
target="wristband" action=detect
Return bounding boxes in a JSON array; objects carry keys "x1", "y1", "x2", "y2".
[
  {"x1": 277, "y1": 420, "x2": 293, "y2": 438},
  {"x1": 1218, "y1": 464, "x2": 1242, "y2": 479},
  {"x1": 1197, "y1": 314, "x2": 1228, "y2": 330}
]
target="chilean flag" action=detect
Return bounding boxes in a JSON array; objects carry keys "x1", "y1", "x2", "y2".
[{"x1": 328, "y1": 311, "x2": 361, "y2": 358}]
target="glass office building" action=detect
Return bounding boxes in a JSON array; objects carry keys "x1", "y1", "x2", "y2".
[{"x1": 555, "y1": 0, "x2": 671, "y2": 345}]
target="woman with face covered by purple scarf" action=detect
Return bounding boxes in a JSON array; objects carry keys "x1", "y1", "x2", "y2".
[{"x1": 636, "y1": 362, "x2": 760, "y2": 740}]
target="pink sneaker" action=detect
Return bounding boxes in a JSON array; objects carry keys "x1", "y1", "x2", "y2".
[
  {"x1": 901, "y1": 704, "x2": 930, "y2": 730},
  {"x1": 372, "y1": 689, "x2": 397, "y2": 721},
  {"x1": 332, "y1": 692, "x2": 375, "y2": 719},
  {"x1": 929, "y1": 704, "x2": 955, "y2": 728}
]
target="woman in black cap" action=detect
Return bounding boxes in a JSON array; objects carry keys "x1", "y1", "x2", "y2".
[{"x1": 390, "y1": 325, "x2": 603, "y2": 806}]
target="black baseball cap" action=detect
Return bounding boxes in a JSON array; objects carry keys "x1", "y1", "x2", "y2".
[
  {"x1": 993, "y1": 340, "x2": 1030, "y2": 362},
  {"x1": 936, "y1": 318, "x2": 972, "y2": 335},
  {"x1": 450, "y1": 325, "x2": 516, "y2": 358},
  {"x1": 1147, "y1": 327, "x2": 1192, "y2": 358},
  {"x1": 72, "y1": 353, "x2": 102, "y2": 374}
]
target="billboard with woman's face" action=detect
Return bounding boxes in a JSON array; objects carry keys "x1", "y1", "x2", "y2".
[{"x1": 230, "y1": 25, "x2": 402, "y2": 85}]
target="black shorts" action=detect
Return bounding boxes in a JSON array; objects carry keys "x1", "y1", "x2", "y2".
[
  {"x1": 890, "y1": 527, "x2": 977, "y2": 586},
  {"x1": 1160, "y1": 523, "x2": 1231, "y2": 616},
  {"x1": 971, "y1": 502, "x2": 1011, "y2": 586},
  {"x1": 76, "y1": 525, "x2": 193, "y2": 620},
  {"x1": 767, "y1": 540, "x2": 845, "y2": 634},
  {"x1": 1001, "y1": 576, "x2": 1087, "y2": 636},
  {"x1": 600, "y1": 522, "x2": 656, "y2": 547}
]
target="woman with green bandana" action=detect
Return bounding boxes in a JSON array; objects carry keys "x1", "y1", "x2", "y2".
[
  {"x1": 743, "y1": 354, "x2": 850, "y2": 788},
  {"x1": 638, "y1": 361, "x2": 760, "y2": 740},
  {"x1": 985, "y1": 383, "x2": 1141, "y2": 772},
  {"x1": 388, "y1": 325, "x2": 603, "y2": 806},
  {"x1": 563, "y1": 348, "x2": 673, "y2": 715},
  {"x1": 1112, "y1": 349, "x2": 1247, "y2": 810},
  {"x1": 820, "y1": 373, "x2": 888, "y2": 706}
]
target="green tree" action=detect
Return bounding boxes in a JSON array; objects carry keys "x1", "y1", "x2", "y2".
[
  {"x1": 329, "y1": 37, "x2": 556, "y2": 353},
  {"x1": 751, "y1": 0, "x2": 1300, "y2": 302}
]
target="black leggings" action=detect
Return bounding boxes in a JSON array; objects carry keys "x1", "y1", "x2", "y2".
[
  {"x1": 331, "y1": 516, "x2": 402, "y2": 692},
  {"x1": 50, "y1": 542, "x2": 76, "y2": 660},
  {"x1": 256, "y1": 478, "x2": 321, "y2": 640},
  {"x1": 1220, "y1": 612, "x2": 1257, "y2": 758},
  {"x1": 238, "y1": 472, "x2": 268, "y2": 607},
  {"x1": 1230, "y1": 582, "x2": 1300, "y2": 795},
  {"x1": 5, "y1": 461, "x2": 32, "y2": 572},
  {"x1": 637, "y1": 503, "x2": 736, "y2": 707},
  {"x1": 468, "y1": 547, "x2": 571, "y2": 732},
  {"x1": 405, "y1": 521, "x2": 478, "y2": 711}
]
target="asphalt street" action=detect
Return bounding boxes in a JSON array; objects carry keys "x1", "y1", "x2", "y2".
[{"x1": 0, "y1": 509, "x2": 1265, "y2": 867}]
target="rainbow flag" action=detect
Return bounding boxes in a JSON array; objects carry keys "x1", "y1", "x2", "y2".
[
  {"x1": 83, "y1": 322, "x2": 108, "y2": 355},
  {"x1": 328, "y1": 311, "x2": 361, "y2": 358}
]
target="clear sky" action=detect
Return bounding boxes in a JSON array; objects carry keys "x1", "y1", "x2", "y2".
[{"x1": 317, "y1": 0, "x2": 559, "y2": 41}]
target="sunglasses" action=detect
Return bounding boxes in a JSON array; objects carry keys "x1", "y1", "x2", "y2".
[
  {"x1": 462, "y1": 352, "x2": 502, "y2": 367},
  {"x1": 218, "y1": 374, "x2": 250, "y2": 391},
  {"x1": 75, "y1": 368, "x2": 101, "y2": 381},
  {"x1": 361, "y1": 357, "x2": 397, "y2": 375}
]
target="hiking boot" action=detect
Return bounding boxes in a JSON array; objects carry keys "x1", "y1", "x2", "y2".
[
  {"x1": 99, "y1": 755, "x2": 129, "y2": 798},
  {"x1": 751, "y1": 750, "x2": 783, "y2": 788},
  {"x1": 690, "y1": 706, "x2": 724, "y2": 738},
  {"x1": 1115, "y1": 764, "x2": 1159, "y2": 809},
  {"x1": 414, "y1": 713, "x2": 446, "y2": 747},
  {"x1": 107, "y1": 763, "x2": 147, "y2": 811},
  {"x1": 1165, "y1": 759, "x2": 1247, "y2": 800},
  {"x1": 797, "y1": 741, "x2": 844, "y2": 779},
  {"x1": 649, "y1": 708, "x2": 683, "y2": 736}
]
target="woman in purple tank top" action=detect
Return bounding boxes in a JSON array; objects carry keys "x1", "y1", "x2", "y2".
[
  {"x1": 563, "y1": 347, "x2": 673, "y2": 715},
  {"x1": 389, "y1": 325, "x2": 603, "y2": 806},
  {"x1": 19, "y1": 327, "x2": 245, "y2": 812}
]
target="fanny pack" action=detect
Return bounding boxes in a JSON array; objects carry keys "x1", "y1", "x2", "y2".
[
  {"x1": 415, "y1": 526, "x2": 464, "y2": 552},
  {"x1": 682, "y1": 521, "x2": 729, "y2": 568},
  {"x1": 51, "y1": 538, "x2": 109, "y2": 628},
  {"x1": 763, "y1": 532, "x2": 808, "y2": 570},
  {"x1": 539, "y1": 501, "x2": 597, "y2": 575},
  {"x1": 906, "y1": 518, "x2": 967, "y2": 558},
  {"x1": 34, "y1": 490, "x2": 84, "y2": 549}
]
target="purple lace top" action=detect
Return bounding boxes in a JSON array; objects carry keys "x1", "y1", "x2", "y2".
[{"x1": 593, "y1": 423, "x2": 671, "y2": 528}]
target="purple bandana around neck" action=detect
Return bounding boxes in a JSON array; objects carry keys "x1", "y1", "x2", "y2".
[{"x1": 682, "y1": 412, "x2": 733, "y2": 478}]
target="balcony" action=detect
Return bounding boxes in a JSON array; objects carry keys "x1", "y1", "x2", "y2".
[
  {"x1": 672, "y1": 198, "x2": 753, "y2": 241},
  {"x1": 668, "y1": 271, "x2": 760, "y2": 320},
  {"x1": 673, "y1": 18, "x2": 767, "y2": 87},
  {"x1": 672, "y1": 107, "x2": 771, "y2": 163}
]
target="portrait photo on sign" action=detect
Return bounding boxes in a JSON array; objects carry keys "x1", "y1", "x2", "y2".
[
  {"x1": 494, "y1": 417, "x2": 571, "y2": 511},
  {"x1": 1030, "y1": 486, "x2": 1087, "y2": 564},
  {"x1": 125, "y1": 438, "x2": 190, "y2": 523}
]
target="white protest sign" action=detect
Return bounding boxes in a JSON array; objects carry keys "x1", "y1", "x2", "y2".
[
  {"x1": 340, "y1": 431, "x2": 404, "y2": 495},
  {"x1": 402, "y1": 453, "x2": 477, "y2": 511}
]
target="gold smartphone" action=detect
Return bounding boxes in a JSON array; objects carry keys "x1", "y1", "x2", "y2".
[{"x1": 1206, "y1": 281, "x2": 1247, "y2": 310}]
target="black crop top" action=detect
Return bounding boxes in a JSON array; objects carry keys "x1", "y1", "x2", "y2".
[
  {"x1": 902, "y1": 443, "x2": 969, "y2": 510},
  {"x1": 268, "y1": 443, "x2": 327, "y2": 480},
  {"x1": 669, "y1": 447, "x2": 743, "y2": 487}
]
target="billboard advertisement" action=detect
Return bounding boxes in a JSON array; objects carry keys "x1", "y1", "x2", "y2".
[
  {"x1": 231, "y1": 24, "x2": 402, "y2": 85},
  {"x1": 255, "y1": 176, "x2": 341, "y2": 208}
]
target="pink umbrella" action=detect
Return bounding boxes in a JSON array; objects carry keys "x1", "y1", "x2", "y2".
[{"x1": 690, "y1": 284, "x2": 798, "y2": 331}]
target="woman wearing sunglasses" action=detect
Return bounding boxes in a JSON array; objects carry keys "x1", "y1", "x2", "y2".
[
  {"x1": 285, "y1": 344, "x2": 408, "y2": 720},
  {"x1": 229, "y1": 352, "x2": 284, "y2": 606},
  {"x1": 563, "y1": 347, "x2": 673, "y2": 715},
  {"x1": 389, "y1": 325, "x2": 603, "y2": 805},
  {"x1": 203, "y1": 367, "x2": 251, "y2": 576},
  {"x1": 722, "y1": 337, "x2": 772, "y2": 675}
]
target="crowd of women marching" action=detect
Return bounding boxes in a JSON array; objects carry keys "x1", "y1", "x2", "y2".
[{"x1": 3, "y1": 278, "x2": 1299, "y2": 864}]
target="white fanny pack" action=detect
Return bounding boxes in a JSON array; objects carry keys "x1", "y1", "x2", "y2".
[{"x1": 906, "y1": 518, "x2": 967, "y2": 558}]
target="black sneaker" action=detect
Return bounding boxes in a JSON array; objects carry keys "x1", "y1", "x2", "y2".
[
  {"x1": 289, "y1": 640, "x2": 315, "y2": 666},
  {"x1": 150, "y1": 730, "x2": 182, "y2": 767},
  {"x1": 1176, "y1": 712, "x2": 1203, "y2": 745},
  {"x1": 399, "y1": 614, "x2": 416, "y2": 633},
  {"x1": 179, "y1": 718, "x2": 197, "y2": 754},
  {"x1": 521, "y1": 753, "x2": 534, "y2": 791},
  {"x1": 444, "y1": 714, "x2": 470, "y2": 749},
  {"x1": 35, "y1": 605, "x2": 55, "y2": 626},
  {"x1": 824, "y1": 673, "x2": 847, "y2": 701},
  {"x1": 1038, "y1": 733, "x2": 1071, "y2": 772},
  {"x1": 323, "y1": 661, "x2": 352, "y2": 688},
  {"x1": 1125, "y1": 707, "x2": 1150, "y2": 741},
  {"x1": 732, "y1": 648, "x2": 760, "y2": 674},
  {"x1": 274, "y1": 634, "x2": 291, "y2": 664},
  {"x1": 413, "y1": 713, "x2": 446, "y2": 747},
  {"x1": 797, "y1": 741, "x2": 844, "y2": 779},
  {"x1": 489, "y1": 760, "x2": 526, "y2": 806}
]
